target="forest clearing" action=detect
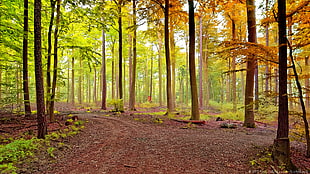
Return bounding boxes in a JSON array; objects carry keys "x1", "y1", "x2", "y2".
[
  {"x1": 1, "y1": 0, "x2": 310, "y2": 173},
  {"x1": 1, "y1": 103, "x2": 310, "y2": 173}
]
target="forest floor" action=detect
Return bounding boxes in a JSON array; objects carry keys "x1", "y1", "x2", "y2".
[{"x1": 1, "y1": 103, "x2": 310, "y2": 173}]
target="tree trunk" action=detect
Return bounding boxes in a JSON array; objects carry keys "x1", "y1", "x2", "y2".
[
  {"x1": 46, "y1": 0, "x2": 56, "y2": 116},
  {"x1": 188, "y1": 0, "x2": 200, "y2": 120},
  {"x1": 254, "y1": 61, "x2": 259, "y2": 110},
  {"x1": 226, "y1": 59, "x2": 231, "y2": 103},
  {"x1": 287, "y1": 40, "x2": 310, "y2": 157},
  {"x1": 118, "y1": 1, "x2": 124, "y2": 111},
  {"x1": 157, "y1": 31, "x2": 163, "y2": 106},
  {"x1": 203, "y1": 34, "x2": 209, "y2": 108},
  {"x1": 93, "y1": 67, "x2": 97, "y2": 103},
  {"x1": 49, "y1": 0, "x2": 61, "y2": 122},
  {"x1": 165, "y1": 0, "x2": 173, "y2": 114},
  {"x1": 23, "y1": 0, "x2": 31, "y2": 116},
  {"x1": 306, "y1": 56, "x2": 309, "y2": 109},
  {"x1": 149, "y1": 57, "x2": 153, "y2": 102},
  {"x1": 34, "y1": 0, "x2": 47, "y2": 139},
  {"x1": 231, "y1": 17, "x2": 237, "y2": 112},
  {"x1": 170, "y1": 27, "x2": 176, "y2": 109},
  {"x1": 129, "y1": 0, "x2": 137, "y2": 111},
  {"x1": 78, "y1": 58, "x2": 82, "y2": 104},
  {"x1": 272, "y1": 0, "x2": 294, "y2": 169},
  {"x1": 199, "y1": 16, "x2": 203, "y2": 109},
  {"x1": 265, "y1": 0, "x2": 270, "y2": 94},
  {"x1": 111, "y1": 41, "x2": 115, "y2": 99},
  {"x1": 67, "y1": 60, "x2": 70, "y2": 103},
  {"x1": 185, "y1": 39, "x2": 189, "y2": 105},
  {"x1": 101, "y1": 29, "x2": 107, "y2": 110},
  {"x1": 243, "y1": 0, "x2": 257, "y2": 128},
  {"x1": 71, "y1": 57, "x2": 75, "y2": 104}
]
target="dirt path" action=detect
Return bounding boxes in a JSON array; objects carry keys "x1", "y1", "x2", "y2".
[{"x1": 36, "y1": 113, "x2": 275, "y2": 174}]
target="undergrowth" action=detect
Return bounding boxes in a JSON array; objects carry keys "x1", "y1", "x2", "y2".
[
  {"x1": 0, "y1": 117, "x2": 85, "y2": 173},
  {"x1": 0, "y1": 138, "x2": 40, "y2": 173}
]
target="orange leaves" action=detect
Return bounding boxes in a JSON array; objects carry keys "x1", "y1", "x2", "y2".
[{"x1": 219, "y1": 41, "x2": 278, "y2": 64}]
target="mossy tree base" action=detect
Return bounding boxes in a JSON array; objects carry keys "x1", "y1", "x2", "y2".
[{"x1": 272, "y1": 138, "x2": 297, "y2": 171}]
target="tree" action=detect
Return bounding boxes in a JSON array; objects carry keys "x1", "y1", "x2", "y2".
[
  {"x1": 272, "y1": 0, "x2": 294, "y2": 169},
  {"x1": 34, "y1": 0, "x2": 47, "y2": 139},
  {"x1": 188, "y1": 0, "x2": 199, "y2": 120},
  {"x1": 165, "y1": 0, "x2": 174, "y2": 114},
  {"x1": 101, "y1": 29, "x2": 107, "y2": 110},
  {"x1": 129, "y1": 0, "x2": 137, "y2": 111},
  {"x1": 49, "y1": 0, "x2": 61, "y2": 122},
  {"x1": 113, "y1": 0, "x2": 125, "y2": 112},
  {"x1": 243, "y1": 0, "x2": 257, "y2": 128},
  {"x1": 22, "y1": 0, "x2": 31, "y2": 116},
  {"x1": 46, "y1": 0, "x2": 56, "y2": 116}
]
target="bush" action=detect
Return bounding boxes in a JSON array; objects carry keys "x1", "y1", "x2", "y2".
[
  {"x1": 108, "y1": 99, "x2": 124, "y2": 112},
  {"x1": 0, "y1": 138, "x2": 39, "y2": 173}
]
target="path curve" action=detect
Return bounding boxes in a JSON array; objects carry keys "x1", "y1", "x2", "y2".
[{"x1": 40, "y1": 113, "x2": 275, "y2": 174}]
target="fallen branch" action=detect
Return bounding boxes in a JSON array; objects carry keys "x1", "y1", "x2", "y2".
[{"x1": 171, "y1": 119, "x2": 206, "y2": 125}]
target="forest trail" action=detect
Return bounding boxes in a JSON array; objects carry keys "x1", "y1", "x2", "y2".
[{"x1": 38, "y1": 112, "x2": 275, "y2": 174}]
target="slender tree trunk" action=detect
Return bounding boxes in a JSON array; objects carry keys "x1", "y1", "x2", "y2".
[
  {"x1": 129, "y1": 0, "x2": 137, "y2": 111},
  {"x1": 46, "y1": 0, "x2": 56, "y2": 115},
  {"x1": 243, "y1": 0, "x2": 257, "y2": 128},
  {"x1": 306, "y1": 56, "x2": 310, "y2": 109},
  {"x1": 199, "y1": 16, "x2": 203, "y2": 109},
  {"x1": 157, "y1": 31, "x2": 163, "y2": 106},
  {"x1": 67, "y1": 59, "x2": 70, "y2": 103},
  {"x1": 34, "y1": 0, "x2": 47, "y2": 139},
  {"x1": 275, "y1": 68, "x2": 279, "y2": 105},
  {"x1": 149, "y1": 57, "x2": 153, "y2": 102},
  {"x1": 170, "y1": 27, "x2": 176, "y2": 109},
  {"x1": 23, "y1": 0, "x2": 31, "y2": 116},
  {"x1": 203, "y1": 35, "x2": 209, "y2": 108},
  {"x1": 165, "y1": 0, "x2": 173, "y2": 114},
  {"x1": 254, "y1": 60, "x2": 259, "y2": 110},
  {"x1": 287, "y1": 41, "x2": 310, "y2": 157},
  {"x1": 188, "y1": 0, "x2": 200, "y2": 120},
  {"x1": 101, "y1": 29, "x2": 107, "y2": 110},
  {"x1": 118, "y1": 1, "x2": 124, "y2": 111},
  {"x1": 241, "y1": 64, "x2": 245, "y2": 103},
  {"x1": 185, "y1": 39, "x2": 189, "y2": 104},
  {"x1": 272, "y1": 0, "x2": 294, "y2": 169},
  {"x1": 226, "y1": 59, "x2": 231, "y2": 103},
  {"x1": 87, "y1": 73, "x2": 91, "y2": 103},
  {"x1": 71, "y1": 57, "x2": 75, "y2": 104},
  {"x1": 78, "y1": 59, "x2": 82, "y2": 104},
  {"x1": 49, "y1": 0, "x2": 61, "y2": 122},
  {"x1": 265, "y1": 0, "x2": 270, "y2": 93},
  {"x1": 111, "y1": 40, "x2": 115, "y2": 99},
  {"x1": 231, "y1": 17, "x2": 237, "y2": 112},
  {"x1": 93, "y1": 67, "x2": 97, "y2": 103}
]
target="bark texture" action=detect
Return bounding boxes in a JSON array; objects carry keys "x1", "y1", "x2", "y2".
[
  {"x1": 23, "y1": 0, "x2": 31, "y2": 116},
  {"x1": 243, "y1": 0, "x2": 257, "y2": 128},
  {"x1": 188, "y1": 0, "x2": 200, "y2": 120},
  {"x1": 34, "y1": 0, "x2": 47, "y2": 139}
]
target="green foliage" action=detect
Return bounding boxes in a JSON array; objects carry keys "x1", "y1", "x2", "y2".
[
  {"x1": 0, "y1": 139, "x2": 39, "y2": 173},
  {"x1": 153, "y1": 117, "x2": 163, "y2": 124},
  {"x1": 108, "y1": 99, "x2": 124, "y2": 112},
  {"x1": 255, "y1": 98, "x2": 277, "y2": 121},
  {"x1": 217, "y1": 111, "x2": 244, "y2": 121},
  {"x1": 133, "y1": 111, "x2": 166, "y2": 116},
  {"x1": 249, "y1": 146, "x2": 273, "y2": 172},
  {"x1": 47, "y1": 147, "x2": 56, "y2": 158},
  {"x1": 137, "y1": 102, "x2": 160, "y2": 108}
]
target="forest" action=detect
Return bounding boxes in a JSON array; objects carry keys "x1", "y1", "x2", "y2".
[{"x1": 0, "y1": 0, "x2": 310, "y2": 173}]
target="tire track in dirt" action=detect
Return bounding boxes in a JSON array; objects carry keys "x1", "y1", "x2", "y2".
[{"x1": 43, "y1": 113, "x2": 275, "y2": 174}]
